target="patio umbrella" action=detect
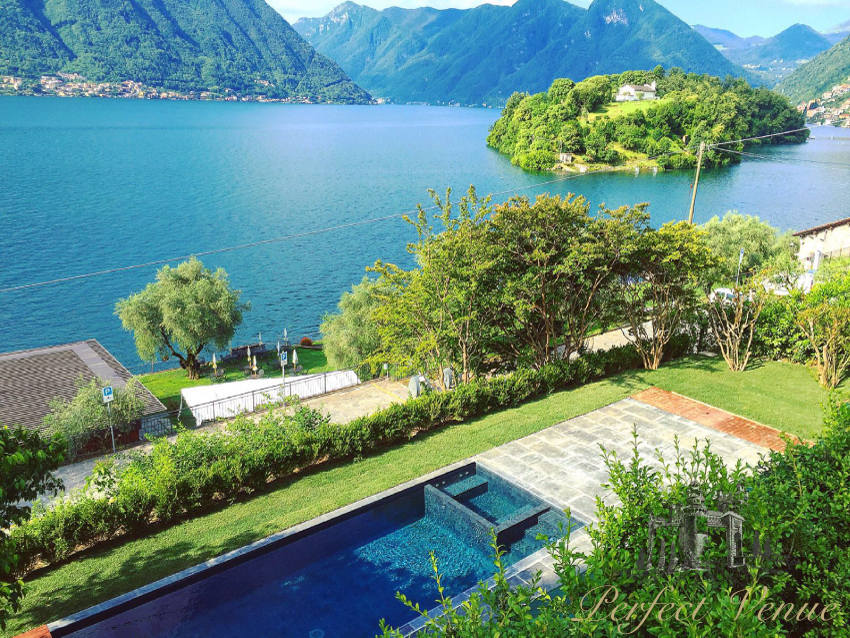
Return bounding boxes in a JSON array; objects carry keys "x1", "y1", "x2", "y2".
[
  {"x1": 252, "y1": 356, "x2": 258, "y2": 372},
  {"x1": 284, "y1": 328, "x2": 288, "y2": 342},
  {"x1": 212, "y1": 353, "x2": 217, "y2": 371},
  {"x1": 292, "y1": 349, "x2": 299, "y2": 367},
  {"x1": 276, "y1": 340, "x2": 281, "y2": 355},
  {"x1": 246, "y1": 345, "x2": 251, "y2": 364}
]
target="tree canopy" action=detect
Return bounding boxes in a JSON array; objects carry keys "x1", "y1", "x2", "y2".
[{"x1": 115, "y1": 258, "x2": 249, "y2": 379}]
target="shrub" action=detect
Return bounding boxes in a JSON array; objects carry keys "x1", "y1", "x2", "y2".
[{"x1": 299, "y1": 336, "x2": 313, "y2": 347}]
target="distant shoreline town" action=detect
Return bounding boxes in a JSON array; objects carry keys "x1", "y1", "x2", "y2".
[
  {"x1": 798, "y1": 77, "x2": 850, "y2": 127},
  {"x1": 0, "y1": 73, "x2": 381, "y2": 104}
]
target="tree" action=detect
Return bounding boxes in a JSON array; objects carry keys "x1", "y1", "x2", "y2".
[
  {"x1": 617, "y1": 221, "x2": 716, "y2": 370},
  {"x1": 370, "y1": 188, "x2": 496, "y2": 384},
  {"x1": 43, "y1": 376, "x2": 145, "y2": 438},
  {"x1": 115, "y1": 258, "x2": 249, "y2": 379},
  {"x1": 0, "y1": 426, "x2": 64, "y2": 629},
  {"x1": 547, "y1": 78, "x2": 575, "y2": 104},
  {"x1": 796, "y1": 274, "x2": 850, "y2": 389},
  {"x1": 486, "y1": 195, "x2": 641, "y2": 368},
  {"x1": 705, "y1": 282, "x2": 767, "y2": 372},
  {"x1": 702, "y1": 212, "x2": 800, "y2": 285},
  {"x1": 320, "y1": 278, "x2": 383, "y2": 375}
]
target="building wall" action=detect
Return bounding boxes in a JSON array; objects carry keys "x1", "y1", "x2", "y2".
[{"x1": 798, "y1": 224, "x2": 850, "y2": 271}]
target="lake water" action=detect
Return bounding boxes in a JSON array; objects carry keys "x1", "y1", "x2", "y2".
[{"x1": 1, "y1": 97, "x2": 849, "y2": 371}]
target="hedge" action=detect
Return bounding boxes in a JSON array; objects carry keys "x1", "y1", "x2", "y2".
[{"x1": 7, "y1": 337, "x2": 691, "y2": 576}]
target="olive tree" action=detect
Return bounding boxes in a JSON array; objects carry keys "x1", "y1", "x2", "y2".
[
  {"x1": 116, "y1": 258, "x2": 249, "y2": 379},
  {"x1": 43, "y1": 376, "x2": 145, "y2": 438},
  {"x1": 0, "y1": 426, "x2": 64, "y2": 629},
  {"x1": 320, "y1": 277, "x2": 383, "y2": 375}
]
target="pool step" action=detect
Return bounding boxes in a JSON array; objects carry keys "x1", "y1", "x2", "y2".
[
  {"x1": 495, "y1": 505, "x2": 551, "y2": 547},
  {"x1": 443, "y1": 476, "x2": 489, "y2": 501}
]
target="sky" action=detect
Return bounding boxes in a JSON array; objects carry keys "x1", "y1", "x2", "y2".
[{"x1": 276, "y1": 0, "x2": 850, "y2": 37}]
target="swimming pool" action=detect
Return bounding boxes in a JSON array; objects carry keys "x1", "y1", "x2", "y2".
[{"x1": 52, "y1": 463, "x2": 580, "y2": 638}]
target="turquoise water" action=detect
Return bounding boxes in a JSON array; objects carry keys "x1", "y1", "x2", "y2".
[{"x1": 1, "y1": 96, "x2": 849, "y2": 369}]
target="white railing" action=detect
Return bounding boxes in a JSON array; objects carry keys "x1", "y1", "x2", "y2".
[{"x1": 187, "y1": 371, "x2": 360, "y2": 424}]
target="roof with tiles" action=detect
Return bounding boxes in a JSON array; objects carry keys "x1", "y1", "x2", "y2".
[{"x1": 0, "y1": 340, "x2": 166, "y2": 433}]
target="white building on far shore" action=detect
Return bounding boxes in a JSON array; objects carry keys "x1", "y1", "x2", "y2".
[{"x1": 615, "y1": 81, "x2": 657, "y2": 102}]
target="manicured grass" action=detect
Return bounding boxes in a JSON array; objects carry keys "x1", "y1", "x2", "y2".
[
  {"x1": 5, "y1": 356, "x2": 830, "y2": 636},
  {"x1": 138, "y1": 348, "x2": 332, "y2": 411},
  {"x1": 633, "y1": 356, "x2": 834, "y2": 440}
]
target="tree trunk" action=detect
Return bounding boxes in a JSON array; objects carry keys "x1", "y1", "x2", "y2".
[{"x1": 183, "y1": 353, "x2": 202, "y2": 380}]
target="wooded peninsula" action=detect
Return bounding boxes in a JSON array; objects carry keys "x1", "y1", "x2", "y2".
[{"x1": 487, "y1": 68, "x2": 809, "y2": 173}]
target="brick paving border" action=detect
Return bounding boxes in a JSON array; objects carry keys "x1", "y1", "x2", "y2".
[{"x1": 632, "y1": 387, "x2": 797, "y2": 452}]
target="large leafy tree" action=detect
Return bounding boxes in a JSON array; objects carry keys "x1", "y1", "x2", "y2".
[
  {"x1": 617, "y1": 221, "x2": 716, "y2": 370},
  {"x1": 115, "y1": 258, "x2": 249, "y2": 379},
  {"x1": 487, "y1": 195, "x2": 644, "y2": 368},
  {"x1": 371, "y1": 188, "x2": 496, "y2": 384},
  {"x1": 43, "y1": 376, "x2": 145, "y2": 438},
  {"x1": 0, "y1": 426, "x2": 64, "y2": 629},
  {"x1": 702, "y1": 212, "x2": 800, "y2": 285}
]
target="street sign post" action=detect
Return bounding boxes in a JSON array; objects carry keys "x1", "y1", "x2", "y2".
[{"x1": 102, "y1": 386, "x2": 116, "y2": 453}]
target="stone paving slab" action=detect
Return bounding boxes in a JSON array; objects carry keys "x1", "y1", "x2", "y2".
[
  {"x1": 476, "y1": 397, "x2": 767, "y2": 527},
  {"x1": 632, "y1": 387, "x2": 798, "y2": 451}
]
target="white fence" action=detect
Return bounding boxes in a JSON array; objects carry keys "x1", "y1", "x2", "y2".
[{"x1": 182, "y1": 370, "x2": 360, "y2": 424}]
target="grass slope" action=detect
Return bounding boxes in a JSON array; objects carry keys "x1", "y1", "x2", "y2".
[{"x1": 4, "y1": 356, "x2": 831, "y2": 637}]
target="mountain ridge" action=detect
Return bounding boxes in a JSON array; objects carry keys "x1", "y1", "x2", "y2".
[
  {"x1": 778, "y1": 34, "x2": 850, "y2": 102},
  {"x1": 0, "y1": 0, "x2": 371, "y2": 102},
  {"x1": 295, "y1": 0, "x2": 748, "y2": 105}
]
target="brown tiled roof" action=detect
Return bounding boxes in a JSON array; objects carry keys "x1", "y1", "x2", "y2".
[
  {"x1": 0, "y1": 340, "x2": 166, "y2": 433},
  {"x1": 794, "y1": 216, "x2": 850, "y2": 237}
]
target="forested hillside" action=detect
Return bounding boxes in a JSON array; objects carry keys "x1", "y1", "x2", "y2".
[
  {"x1": 295, "y1": 0, "x2": 747, "y2": 105},
  {"x1": 778, "y1": 35, "x2": 850, "y2": 102},
  {"x1": 0, "y1": 0, "x2": 370, "y2": 102},
  {"x1": 487, "y1": 68, "x2": 808, "y2": 172}
]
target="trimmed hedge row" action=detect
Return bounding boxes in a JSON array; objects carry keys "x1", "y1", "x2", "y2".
[{"x1": 8, "y1": 337, "x2": 691, "y2": 576}]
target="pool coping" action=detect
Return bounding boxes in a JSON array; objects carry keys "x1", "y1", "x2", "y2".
[{"x1": 48, "y1": 457, "x2": 580, "y2": 637}]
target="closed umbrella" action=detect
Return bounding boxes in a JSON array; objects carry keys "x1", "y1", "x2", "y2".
[
  {"x1": 246, "y1": 345, "x2": 251, "y2": 366},
  {"x1": 252, "y1": 356, "x2": 258, "y2": 373},
  {"x1": 292, "y1": 349, "x2": 299, "y2": 368},
  {"x1": 212, "y1": 353, "x2": 217, "y2": 371}
]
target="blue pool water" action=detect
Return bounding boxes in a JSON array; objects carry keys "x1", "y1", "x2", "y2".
[{"x1": 58, "y1": 465, "x2": 580, "y2": 638}]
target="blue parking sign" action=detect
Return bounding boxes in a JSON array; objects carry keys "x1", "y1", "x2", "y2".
[{"x1": 102, "y1": 386, "x2": 114, "y2": 403}]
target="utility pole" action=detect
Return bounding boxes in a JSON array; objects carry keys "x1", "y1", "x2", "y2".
[{"x1": 688, "y1": 141, "x2": 706, "y2": 224}]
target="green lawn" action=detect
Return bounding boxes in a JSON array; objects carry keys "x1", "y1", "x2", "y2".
[
  {"x1": 5, "y1": 356, "x2": 831, "y2": 637},
  {"x1": 138, "y1": 348, "x2": 332, "y2": 411},
  {"x1": 586, "y1": 97, "x2": 672, "y2": 122}
]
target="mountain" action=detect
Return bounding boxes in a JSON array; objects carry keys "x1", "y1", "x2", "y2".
[
  {"x1": 692, "y1": 25, "x2": 764, "y2": 51},
  {"x1": 0, "y1": 0, "x2": 371, "y2": 102},
  {"x1": 777, "y1": 34, "x2": 850, "y2": 103},
  {"x1": 294, "y1": 0, "x2": 747, "y2": 105},
  {"x1": 724, "y1": 24, "x2": 834, "y2": 82},
  {"x1": 694, "y1": 23, "x2": 835, "y2": 83}
]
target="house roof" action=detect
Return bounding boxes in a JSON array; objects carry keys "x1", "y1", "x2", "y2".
[
  {"x1": 620, "y1": 84, "x2": 656, "y2": 92},
  {"x1": 0, "y1": 340, "x2": 166, "y2": 433},
  {"x1": 794, "y1": 216, "x2": 850, "y2": 237}
]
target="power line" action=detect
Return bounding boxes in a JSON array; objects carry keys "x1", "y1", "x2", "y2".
[
  {"x1": 711, "y1": 128, "x2": 811, "y2": 146},
  {"x1": 712, "y1": 146, "x2": 850, "y2": 172},
  {"x1": 0, "y1": 156, "x2": 680, "y2": 295}
]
